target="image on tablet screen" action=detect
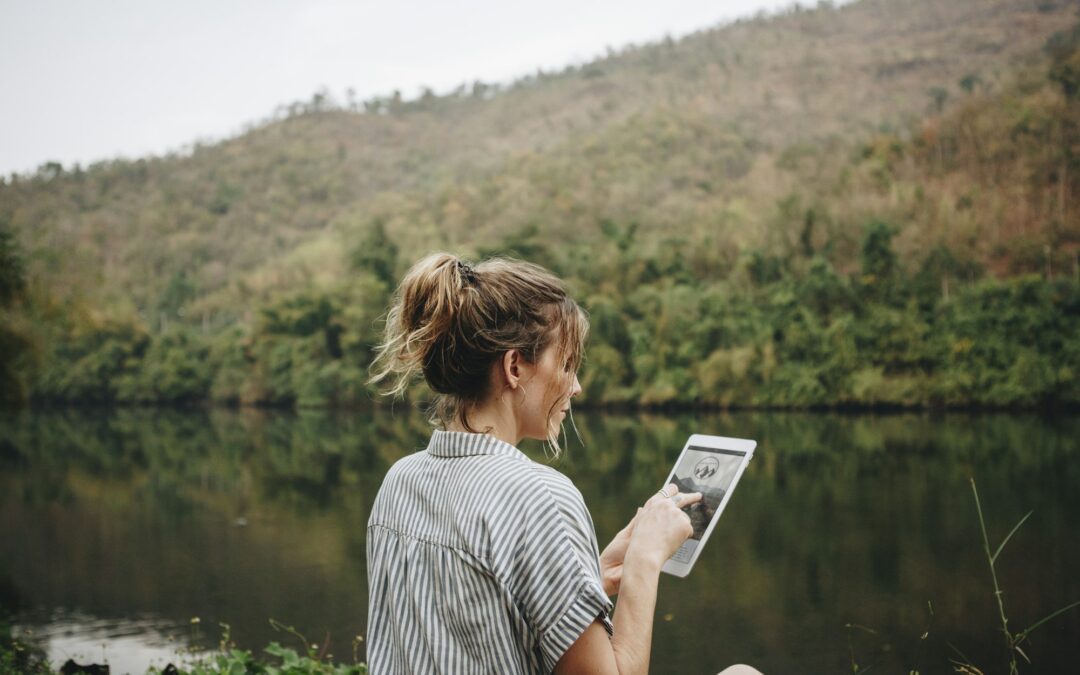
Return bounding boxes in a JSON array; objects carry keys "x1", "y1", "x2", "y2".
[{"x1": 671, "y1": 446, "x2": 746, "y2": 540}]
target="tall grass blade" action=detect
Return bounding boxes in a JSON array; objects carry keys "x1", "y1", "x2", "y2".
[
  {"x1": 970, "y1": 476, "x2": 1014, "y2": 664},
  {"x1": 1015, "y1": 645, "x2": 1031, "y2": 664},
  {"x1": 1019, "y1": 599, "x2": 1080, "y2": 637},
  {"x1": 991, "y1": 511, "x2": 1032, "y2": 564},
  {"x1": 969, "y1": 479, "x2": 991, "y2": 556},
  {"x1": 946, "y1": 641, "x2": 976, "y2": 668},
  {"x1": 948, "y1": 661, "x2": 985, "y2": 675}
]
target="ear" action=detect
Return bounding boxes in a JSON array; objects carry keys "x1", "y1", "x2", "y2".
[{"x1": 499, "y1": 349, "x2": 523, "y2": 390}]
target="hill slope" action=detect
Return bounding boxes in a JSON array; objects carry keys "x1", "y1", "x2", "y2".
[
  {"x1": 1, "y1": 0, "x2": 1078, "y2": 409},
  {"x1": 1, "y1": 0, "x2": 1073, "y2": 324}
]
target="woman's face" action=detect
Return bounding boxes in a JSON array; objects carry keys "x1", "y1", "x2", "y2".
[{"x1": 519, "y1": 342, "x2": 581, "y2": 441}]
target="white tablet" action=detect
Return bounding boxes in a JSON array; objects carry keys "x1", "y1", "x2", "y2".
[{"x1": 661, "y1": 434, "x2": 756, "y2": 577}]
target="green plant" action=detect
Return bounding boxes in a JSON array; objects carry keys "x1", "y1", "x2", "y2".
[
  {"x1": 149, "y1": 620, "x2": 367, "y2": 675},
  {"x1": 953, "y1": 479, "x2": 1080, "y2": 674},
  {"x1": 0, "y1": 621, "x2": 50, "y2": 674},
  {"x1": 844, "y1": 622, "x2": 877, "y2": 674},
  {"x1": 844, "y1": 601, "x2": 934, "y2": 675}
]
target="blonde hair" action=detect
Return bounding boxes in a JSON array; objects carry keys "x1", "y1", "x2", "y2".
[{"x1": 369, "y1": 252, "x2": 588, "y2": 452}]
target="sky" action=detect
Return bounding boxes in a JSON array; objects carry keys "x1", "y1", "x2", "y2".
[{"x1": 1, "y1": 0, "x2": 806, "y2": 176}]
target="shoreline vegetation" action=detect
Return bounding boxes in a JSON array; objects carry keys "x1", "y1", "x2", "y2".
[
  {"x1": 8, "y1": 272, "x2": 1080, "y2": 413},
  {"x1": 0, "y1": 621, "x2": 368, "y2": 675},
  {"x1": 15, "y1": 395, "x2": 1080, "y2": 413}
]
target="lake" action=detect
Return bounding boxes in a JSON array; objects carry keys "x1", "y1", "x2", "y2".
[{"x1": 1, "y1": 408, "x2": 1078, "y2": 673}]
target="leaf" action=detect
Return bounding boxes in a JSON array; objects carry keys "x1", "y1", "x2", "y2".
[
  {"x1": 991, "y1": 510, "x2": 1032, "y2": 564},
  {"x1": 265, "y1": 642, "x2": 287, "y2": 657},
  {"x1": 1016, "y1": 645, "x2": 1031, "y2": 664},
  {"x1": 969, "y1": 479, "x2": 992, "y2": 557},
  {"x1": 947, "y1": 641, "x2": 975, "y2": 667},
  {"x1": 1019, "y1": 599, "x2": 1080, "y2": 637}
]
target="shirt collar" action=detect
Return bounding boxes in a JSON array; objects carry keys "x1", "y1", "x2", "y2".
[{"x1": 426, "y1": 429, "x2": 528, "y2": 460}]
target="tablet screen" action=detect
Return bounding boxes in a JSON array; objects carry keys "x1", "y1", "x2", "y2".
[{"x1": 672, "y1": 445, "x2": 749, "y2": 541}]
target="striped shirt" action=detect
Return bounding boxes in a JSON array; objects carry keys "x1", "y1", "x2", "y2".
[{"x1": 366, "y1": 429, "x2": 614, "y2": 674}]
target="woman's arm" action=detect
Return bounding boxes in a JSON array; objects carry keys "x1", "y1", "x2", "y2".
[{"x1": 556, "y1": 486, "x2": 699, "y2": 675}]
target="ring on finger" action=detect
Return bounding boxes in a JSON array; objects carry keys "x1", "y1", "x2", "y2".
[{"x1": 657, "y1": 487, "x2": 672, "y2": 498}]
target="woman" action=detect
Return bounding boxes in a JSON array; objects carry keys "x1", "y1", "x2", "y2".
[{"x1": 366, "y1": 253, "x2": 758, "y2": 674}]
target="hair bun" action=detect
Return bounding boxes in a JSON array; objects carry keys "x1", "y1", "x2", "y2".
[{"x1": 456, "y1": 259, "x2": 477, "y2": 285}]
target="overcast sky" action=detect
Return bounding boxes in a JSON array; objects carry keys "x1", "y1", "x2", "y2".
[{"x1": 1, "y1": 0, "x2": 807, "y2": 176}]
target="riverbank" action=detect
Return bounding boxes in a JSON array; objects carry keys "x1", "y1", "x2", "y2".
[{"x1": 1, "y1": 621, "x2": 367, "y2": 675}]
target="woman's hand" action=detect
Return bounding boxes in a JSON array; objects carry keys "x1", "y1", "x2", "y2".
[
  {"x1": 557, "y1": 484, "x2": 704, "y2": 675},
  {"x1": 600, "y1": 484, "x2": 703, "y2": 595},
  {"x1": 599, "y1": 511, "x2": 638, "y2": 596},
  {"x1": 625, "y1": 483, "x2": 702, "y2": 570}
]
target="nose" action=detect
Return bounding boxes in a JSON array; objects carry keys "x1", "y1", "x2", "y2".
[{"x1": 570, "y1": 374, "x2": 582, "y2": 398}]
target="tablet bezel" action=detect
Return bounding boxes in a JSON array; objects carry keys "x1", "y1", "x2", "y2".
[{"x1": 660, "y1": 433, "x2": 756, "y2": 577}]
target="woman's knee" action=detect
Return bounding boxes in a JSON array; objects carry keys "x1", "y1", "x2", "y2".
[{"x1": 717, "y1": 665, "x2": 763, "y2": 675}]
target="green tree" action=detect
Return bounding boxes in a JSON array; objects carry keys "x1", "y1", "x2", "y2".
[
  {"x1": 349, "y1": 218, "x2": 399, "y2": 287},
  {"x1": 1047, "y1": 19, "x2": 1080, "y2": 100},
  {"x1": 858, "y1": 220, "x2": 903, "y2": 304},
  {"x1": 0, "y1": 223, "x2": 32, "y2": 406}
]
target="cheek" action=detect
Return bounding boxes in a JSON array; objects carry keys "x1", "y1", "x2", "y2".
[{"x1": 551, "y1": 378, "x2": 572, "y2": 406}]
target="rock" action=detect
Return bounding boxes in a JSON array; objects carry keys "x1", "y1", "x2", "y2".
[{"x1": 59, "y1": 659, "x2": 110, "y2": 674}]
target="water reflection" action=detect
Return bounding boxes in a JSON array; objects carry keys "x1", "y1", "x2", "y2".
[
  {"x1": 12, "y1": 612, "x2": 203, "y2": 675},
  {"x1": 1, "y1": 408, "x2": 1077, "y2": 673}
]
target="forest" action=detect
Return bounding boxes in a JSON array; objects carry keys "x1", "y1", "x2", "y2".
[{"x1": 1, "y1": 0, "x2": 1077, "y2": 410}]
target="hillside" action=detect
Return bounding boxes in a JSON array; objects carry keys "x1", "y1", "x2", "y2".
[
  {"x1": 1, "y1": 0, "x2": 1073, "y2": 321},
  {"x1": 1, "y1": 0, "x2": 1078, "y2": 409}
]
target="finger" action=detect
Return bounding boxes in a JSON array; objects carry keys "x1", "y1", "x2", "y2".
[
  {"x1": 660, "y1": 499, "x2": 695, "y2": 537},
  {"x1": 649, "y1": 483, "x2": 681, "y2": 505},
  {"x1": 668, "y1": 491, "x2": 703, "y2": 509},
  {"x1": 679, "y1": 491, "x2": 703, "y2": 506},
  {"x1": 679, "y1": 510, "x2": 694, "y2": 537}
]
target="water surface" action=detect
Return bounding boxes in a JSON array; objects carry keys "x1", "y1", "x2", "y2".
[{"x1": 1, "y1": 409, "x2": 1077, "y2": 673}]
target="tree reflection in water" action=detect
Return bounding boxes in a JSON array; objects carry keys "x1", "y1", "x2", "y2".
[{"x1": 1, "y1": 409, "x2": 1077, "y2": 673}]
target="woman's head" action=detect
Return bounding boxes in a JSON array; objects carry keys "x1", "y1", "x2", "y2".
[{"x1": 369, "y1": 252, "x2": 588, "y2": 450}]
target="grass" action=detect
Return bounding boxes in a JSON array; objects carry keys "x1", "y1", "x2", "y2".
[
  {"x1": 846, "y1": 478, "x2": 1080, "y2": 674},
  {"x1": 952, "y1": 478, "x2": 1080, "y2": 675},
  {"x1": 144, "y1": 620, "x2": 367, "y2": 675}
]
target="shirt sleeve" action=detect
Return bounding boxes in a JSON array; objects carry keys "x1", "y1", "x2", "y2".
[{"x1": 509, "y1": 468, "x2": 615, "y2": 672}]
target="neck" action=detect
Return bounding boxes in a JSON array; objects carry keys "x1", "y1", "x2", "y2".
[{"x1": 445, "y1": 395, "x2": 521, "y2": 446}]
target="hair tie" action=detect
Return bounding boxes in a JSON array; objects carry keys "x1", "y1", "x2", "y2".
[{"x1": 456, "y1": 260, "x2": 477, "y2": 285}]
